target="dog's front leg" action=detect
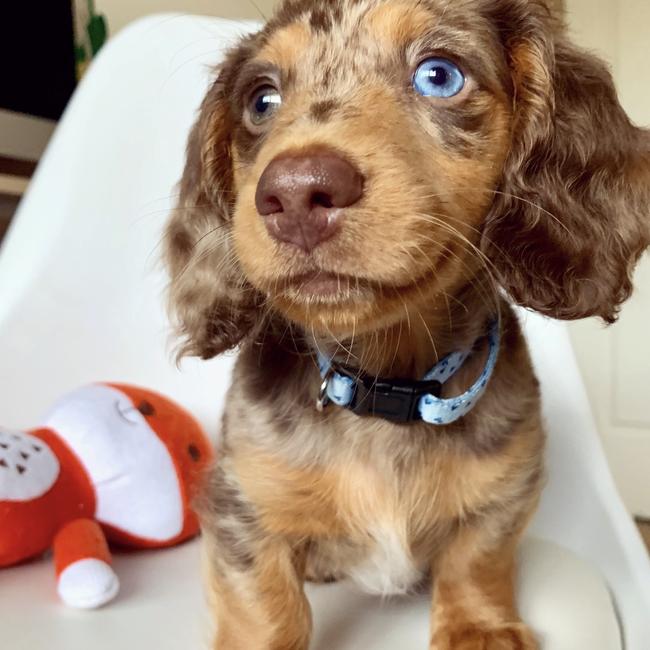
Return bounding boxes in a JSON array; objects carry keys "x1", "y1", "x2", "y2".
[
  {"x1": 204, "y1": 531, "x2": 311, "y2": 650},
  {"x1": 429, "y1": 520, "x2": 538, "y2": 650},
  {"x1": 201, "y1": 462, "x2": 312, "y2": 650}
]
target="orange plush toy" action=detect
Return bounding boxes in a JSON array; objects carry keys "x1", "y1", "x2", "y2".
[{"x1": 0, "y1": 383, "x2": 213, "y2": 609}]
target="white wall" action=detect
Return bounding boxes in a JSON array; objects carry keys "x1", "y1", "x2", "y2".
[
  {"x1": 95, "y1": 0, "x2": 278, "y2": 35},
  {"x1": 565, "y1": 0, "x2": 650, "y2": 516}
]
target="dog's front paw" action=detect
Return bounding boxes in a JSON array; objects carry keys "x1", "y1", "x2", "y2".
[{"x1": 432, "y1": 623, "x2": 538, "y2": 650}]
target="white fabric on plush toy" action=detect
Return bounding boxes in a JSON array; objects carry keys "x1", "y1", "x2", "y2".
[
  {"x1": 58, "y1": 558, "x2": 120, "y2": 609},
  {"x1": 44, "y1": 384, "x2": 183, "y2": 541}
]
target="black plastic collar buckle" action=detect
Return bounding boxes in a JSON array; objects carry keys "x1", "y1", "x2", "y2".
[{"x1": 332, "y1": 364, "x2": 443, "y2": 424}]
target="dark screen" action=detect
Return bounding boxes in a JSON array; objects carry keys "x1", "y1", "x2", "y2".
[{"x1": 0, "y1": 3, "x2": 77, "y2": 120}]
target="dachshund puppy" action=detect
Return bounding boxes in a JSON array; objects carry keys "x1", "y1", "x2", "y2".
[{"x1": 165, "y1": 1, "x2": 650, "y2": 648}]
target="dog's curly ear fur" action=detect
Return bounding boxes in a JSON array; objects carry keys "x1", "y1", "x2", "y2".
[
  {"x1": 482, "y1": 1, "x2": 650, "y2": 322},
  {"x1": 164, "y1": 44, "x2": 263, "y2": 360}
]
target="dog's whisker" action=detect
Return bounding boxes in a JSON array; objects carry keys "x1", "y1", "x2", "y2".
[
  {"x1": 409, "y1": 242, "x2": 501, "y2": 326},
  {"x1": 415, "y1": 186, "x2": 569, "y2": 235},
  {"x1": 246, "y1": 0, "x2": 268, "y2": 20},
  {"x1": 388, "y1": 313, "x2": 404, "y2": 375},
  {"x1": 409, "y1": 215, "x2": 503, "y2": 318}
]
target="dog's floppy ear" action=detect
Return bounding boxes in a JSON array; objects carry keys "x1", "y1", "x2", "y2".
[
  {"x1": 165, "y1": 47, "x2": 263, "y2": 360},
  {"x1": 482, "y1": 2, "x2": 650, "y2": 322}
]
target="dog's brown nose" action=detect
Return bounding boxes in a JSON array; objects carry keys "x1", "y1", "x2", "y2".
[{"x1": 255, "y1": 149, "x2": 364, "y2": 252}]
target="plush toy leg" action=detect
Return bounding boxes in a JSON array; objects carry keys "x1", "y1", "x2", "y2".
[{"x1": 53, "y1": 519, "x2": 119, "y2": 609}]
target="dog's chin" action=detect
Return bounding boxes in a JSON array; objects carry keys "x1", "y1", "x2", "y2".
[{"x1": 265, "y1": 272, "x2": 373, "y2": 336}]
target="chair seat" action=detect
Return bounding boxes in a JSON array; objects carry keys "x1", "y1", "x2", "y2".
[{"x1": 1, "y1": 536, "x2": 620, "y2": 650}]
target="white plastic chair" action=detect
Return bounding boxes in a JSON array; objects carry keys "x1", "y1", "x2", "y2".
[{"x1": 1, "y1": 15, "x2": 648, "y2": 650}]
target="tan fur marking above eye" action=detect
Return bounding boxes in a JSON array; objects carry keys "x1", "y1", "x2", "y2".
[
  {"x1": 256, "y1": 21, "x2": 312, "y2": 72},
  {"x1": 365, "y1": 2, "x2": 437, "y2": 50}
]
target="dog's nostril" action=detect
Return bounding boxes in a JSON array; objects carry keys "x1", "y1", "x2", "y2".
[
  {"x1": 312, "y1": 192, "x2": 334, "y2": 209},
  {"x1": 263, "y1": 195, "x2": 284, "y2": 215}
]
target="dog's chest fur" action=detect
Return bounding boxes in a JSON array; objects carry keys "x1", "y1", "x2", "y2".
[
  {"x1": 347, "y1": 523, "x2": 424, "y2": 595},
  {"x1": 230, "y1": 428, "x2": 468, "y2": 596},
  {"x1": 304, "y1": 509, "x2": 429, "y2": 596}
]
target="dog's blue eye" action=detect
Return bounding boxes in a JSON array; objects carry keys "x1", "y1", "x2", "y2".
[
  {"x1": 413, "y1": 58, "x2": 465, "y2": 98},
  {"x1": 249, "y1": 85, "x2": 282, "y2": 125}
]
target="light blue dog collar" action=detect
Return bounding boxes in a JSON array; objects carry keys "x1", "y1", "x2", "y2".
[{"x1": 317, "y1": 320, "x2": 500, "y2": 425}]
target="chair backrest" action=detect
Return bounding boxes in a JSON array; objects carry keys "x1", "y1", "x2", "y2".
[
  {"x1": 0, "y1": 16, "x2": 258, "y2": 438},
  {"x1": 1, "y1": 14, "x2": 648, "y2": 648}
]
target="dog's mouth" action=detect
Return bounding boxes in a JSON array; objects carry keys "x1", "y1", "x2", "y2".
[
  {"x1": 260, "y1": 265, "x2": 442, "y2": 335},
  {"x1": 279, "y1": 271, "x2": 373, "y2": 302},
  {"x1": 273, "y1": 267, "x2": 437, "y2": 305}
]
